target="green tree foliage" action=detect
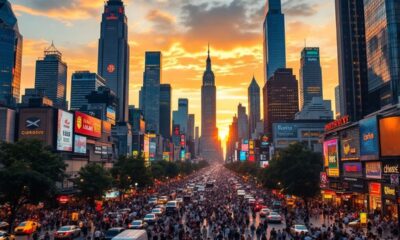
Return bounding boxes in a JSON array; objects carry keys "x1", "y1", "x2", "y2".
[{"x1": 0, "y1": 139, "x2": 66, "y2": 229}]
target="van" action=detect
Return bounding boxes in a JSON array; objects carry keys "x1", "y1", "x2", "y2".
[{"x1": 111, "y1": 230, "x2": 148, "y2": 240}]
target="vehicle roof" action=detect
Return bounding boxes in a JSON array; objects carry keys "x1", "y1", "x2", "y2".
[{"x1": 112, "y1": 230, "x2": 146, "y2": 240}]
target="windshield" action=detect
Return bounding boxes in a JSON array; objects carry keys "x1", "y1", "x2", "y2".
[
  {"x1": 59, "y1": 226, "x2": 72, "y2": 231},
  {"x1": 297, "y1": 226, "x2": 307, "y2": 230},
  {"x1": 18, "y1": 222, "x2": 27, "y2": 227}
]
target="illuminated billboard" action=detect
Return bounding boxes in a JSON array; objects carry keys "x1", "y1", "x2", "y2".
[
  {"x1": 18, "y1": 108, "x2": 54, "y2": 146},
  {"x1": 74, "y1": 112, "x2": 102, "y2": 138},
  {"x1": 239, "y1": 151, "x2": 247, "y2": 161},
  {"x1": 324, "y1": 139, "x2": 339, "y2": 177},
  {"x1": 57, "y1": 110, "x2": 73, "y2": 152},
  {"x1": 379, "y1": 117, "x2": 400, "y2": 157},
  {"x1": 359, "y1": 117, "x2": 379, "y2": 160},
  {"x1": 74, "y1": 135, "x2": 87, "y2": 154},
  {"x1": 106, "y1": 107, "x2": 116, "y2": 125},
  {"x1": 340, "y1": 127, "x2": 360, "y2": 161}
]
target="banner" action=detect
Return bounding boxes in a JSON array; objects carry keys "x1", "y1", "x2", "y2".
[
  {"x1": 57, "y1": 110, "x2": 73, "y2": 152},
  {"x1": 74, "y1": 112, "x2": 101, "y2": 138}
]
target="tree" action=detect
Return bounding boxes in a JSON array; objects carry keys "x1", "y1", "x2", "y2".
[
  {"x1": 0, "y1": 139, "x2": 66, "y2": 230},
  {"x1": 74, "y1": 163, "x2": 112, "y2": 205},
  {"x1": 111, "y1": 156, "x2": 136, "y2": 197}
]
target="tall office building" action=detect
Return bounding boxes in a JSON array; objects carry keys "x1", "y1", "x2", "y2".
[
  {"x1": 187, "y1": 114, "x2": 195, "y2": 141},
  {"x1": 335, "y1": 0, "x2": 369, "y2": 121},
  {"x1": 70, "y1": 71, "x2": 106, "y2": 110},
  {"x1": 335, "y1": 85, "x2": 341, "y2": 119},
  {"x1": 98, "y1": 0, "x2": 130, "y2": 122},
  {"x1": 172, "y1": 98, "x2": 188, "y2": 135},
  {"x1": 34, "y1": 43, "x2": 67, "y2": 109},
  {"x1": 159, "y1": 84, "x2": 171, "y2": 139},
  {"x1": 248, "y1": 76, "x2": 260, "y2": 137},
  {"x1": 140, "y1": 52, "x2": 161, "y2": 133},
  {"x1": 0, "y1": 0, "x2": 22, "y2": 108},
  {"x1": 200, "y1": 46, "x2": 222, "y2": 161},
  {"x1": 363, "y1": 0, "x2": 400, "y2": 111},
  {"x1": 237, "y1": 103, "x2": 249, "y2": 140},
  {"x1": 263, "y1": 0, "x2": 286, "y2": 82},
  {"x1": 263, "y1": 68, "x2": 299, "y2": 135},
  {"x1": 299, "y1": 47, "x2": 323, "y2": 109}
]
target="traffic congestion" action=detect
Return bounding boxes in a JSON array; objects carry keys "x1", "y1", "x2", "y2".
[{"x1": 0, "y1": 165, "x2": 392, "y2": 240}]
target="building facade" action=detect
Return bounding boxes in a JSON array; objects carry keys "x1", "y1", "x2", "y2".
[
  {"x1": 295, "y1": 97, "x2": 333, "y2": 120},
  {"x1": 248, "y1": 76, "x2": 261, "y2": 138},
  {"x1": 159, "y1": 83, "x2": 171, "y2": 139},
  {"x1": 172, "y1": 98, "x2": 189, "y2": 135},
  {"x1": 98, "y1": 0, "x2": 130, "y2": 122},
  {"x1": 0, "y1": 107, "x2": 15, "y2": 142},
  {"x1": 70, "y1": 71, "x2": 106, "y2": 111},
  {"x1": 299, "y1": 47, "x2": 323, "y2": 109},
  {"x1": 263, "y1": 68, "x2": 299, "y2": 136},
  {"x1": 34, "y1": 43, "x2": 67, "y2": 109},
  {"x1": 335, "y1": 0, "x2": 369, "y2": 121},
  {"x1": 237, "y1": 103, "x2": 249, "y2": 140},
  {"x1": 263, "y1": 0, "x2": 286, "y2": 82},
  {"x1": 0, "y1": 0, "x2": 22, "y2": 108}
]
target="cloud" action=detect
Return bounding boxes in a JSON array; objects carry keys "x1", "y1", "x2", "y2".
[{"x1": 282, "y1": 0, "x2": 319, "y2": 17}]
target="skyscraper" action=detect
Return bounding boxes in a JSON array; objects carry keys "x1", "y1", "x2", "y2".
[
  {"x1": 70, "y1": 71, "x2": 106, "y2": 110},
  {"x1": 335, "y1": 85, "x2": 341, "y2": 119},
  {"x1": 159, "y1": 84, "x2": 171, "y2": 139},
  {"x1": 200, "y1": 46, "x2": 222, "y2": 161},
  {"x1": 0, "y1": 0, "x2": 22, "y2": 108},
  {"x1": 299, "y1": 47, "x2": 323, "y2": 109},
  {"x1": 237, "y1": 103, "x2": 249, "y2": 140},
  {"x1": 140, "y1": 52, "x2": 161, "y2": 133},
  {"x1": 263, "y1": 0, "x2": 286, "y2": 82},
  {"x1": 335, "y1": 0, "x2": 369, "y2": 121},
  {"x1": 363, "y1": 0, "x2": 400, "y2": 111},
  {"x1": 248, "y1": 76, "x2": 260, "y2": 137},
  {"x1": 98, "y1": 0, "x2": 130, "y2": 122},
  {"x1": 263, "y1": 68, "x2": 299, "y2": 135},
  {"x1": 187, "y1": 114, "x2": 195, "y2": 141},
  {"x1": 34, "y1": 43, "x2": 67, "y2": 109},
  {"x1": 172, "y1": 98, "x2": 188, "y2": 135}
]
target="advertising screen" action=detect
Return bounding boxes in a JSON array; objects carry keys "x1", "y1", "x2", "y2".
[
  {"x1": 240, "y1": 151, "x2": 247, "y2": 161},
  {"x1": 57, "y1": 110, "x2": 73, "y2": 152},
  {"x1": 324, "y1": 139, "x2": 339, "y2": 177},
  {"x1": 365, "y1": 162, "x2": 382, "y2": 179},
  {"x1": 276, "y1": 124, "x2": 298, "y2": 138},
  {"x1": 379, "y1": 117, "x2": 400, "y2": 157},
  {"x1": 74, "y1": 135, "x2": 87, "y2": 154},
  {"x1": 359, "y1": 117, "x2": 379, "y2": 160},
  {"x1": 106, "y1": 107, "x2": 116, "y2": 125},
  {"x1": 260, "y1": 161, "x2": 269, "y2": 168},
  {"x1": 144, "y1": 135, "x2": 150, "y2": 162},
  {"x1": 74, "y1": 112, "x2": 102, "y2": 138},
  {"x1": 342, "y1": 162, "x2": 362, "y2": 177},
  {"x1": 340, "y1": 127, "x2": 360, "y2": 161},
  {"x1": 19, "y1": 108, "x2": 54, "y2": 146}
]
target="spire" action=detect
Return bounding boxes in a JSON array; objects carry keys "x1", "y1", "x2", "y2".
[
  {"x1": 249, "y1": 75, "x2": 260, "y2": 89},
  {"x1": 206, "y1": 44, "x2": 211, "y2": 71}
]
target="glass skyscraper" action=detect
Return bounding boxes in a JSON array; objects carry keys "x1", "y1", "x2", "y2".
[
  {"x1": 159, "y1": 83, "x2": 171, "y2": 139},
  {"x1": 34, "y1": 43, "x2": 67, "y2": 109},
  {"x1": 263, "y1": 0, "x2": 286, "y2": 82},
  {"x1": 140, "y1": 51, "x2": 161, "y2": 133},
  {"x1": 70, "y1": 71, "x2": 106, "y2": 110},
  {"x1": 0, "y1": 0, "x2": 22, "y2": 108},
  {"x1": 364, "y1": 0, "x2": 400, "y2": 110},
  {"x1": 299, "y1": 47, "x2": 323, "y2": 109},
  {"x1": 98, "y1": 0, "x2": 130, "y2": 122},
  {"x1": 173, "y1": 98, "x2": 189, "y2": 135}
]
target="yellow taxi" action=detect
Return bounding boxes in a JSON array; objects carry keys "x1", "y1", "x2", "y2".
[{"x1": 14, "y1": 221, "x2": 40, "y2": 235}]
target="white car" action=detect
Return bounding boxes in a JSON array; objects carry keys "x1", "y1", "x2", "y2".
[
  {"x1": 148, "y1": 197, "x2": 158, "y2": 205},
  {"x1": 290, "y1": 225, "x2": 309, "y2": 235},
  {"x1": 143, "y1": 214, "x2": 157, "y2": 224},
  {"x1": 237, "y1": 190, "x2": 245, "y2": 196},
  {"x1": 259, "y1": 208, "x2": 271, "y2": 217},
  {"x1": 267, "y1": 212, "x2": 282, "y2": 223},
  {"x1": 151, "y1": 208, "x2": 163, "y2": 216},
  {"x1": 248, "y1": 198, "x2": 256, "y2": 204}
]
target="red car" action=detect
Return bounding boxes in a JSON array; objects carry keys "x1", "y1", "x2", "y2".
[{"x1": 253, "y1": 204, "x2": 266, "y2": 212}]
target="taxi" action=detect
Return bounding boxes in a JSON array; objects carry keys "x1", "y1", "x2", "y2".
[{"x1": 14, "y1": 221, "x2": 40, "y2": 235}]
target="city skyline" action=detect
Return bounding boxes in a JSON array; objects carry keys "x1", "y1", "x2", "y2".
[{"x1": 11, "y1": 0, "x2": 338, "y2": 141}]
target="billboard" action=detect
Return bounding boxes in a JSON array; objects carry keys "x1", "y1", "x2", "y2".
[
  {"x1": 379, "y1": 117, "x2": 400, "y2": 157},
  {"x1": 57, "y1": 110, "x2": 73, "y2": 152},
  {"x1": 74, "y1": 135, "x2": 87, "y2": 154},
  {"x1": 342, "y1": 162, "x2": 362, "y2": 177},
  {"x1": 365, "y1": 162, "x2": 382, "y2": 179},
  {"x1": 241, "y1": 139, "x2": 249, "y2": 152},
  {"x1": 18, "y1": 108, "x2": 54, "y2": 146},
  {"x1": 106, "y1": 107, "x2": 116, "y2": 125},
  {"x1": 260, "y1": 161, "x2": 269, "y2": 168},
  {"x1": 359, "y1": 117, "x2": 379, "y2": 160},
  {"x1": 239, "y1": 151, "x2": 247, "y2": 161},
  {"x1": 340, "y1": 127, "x2": 360, "y2": 161},
  {"x1": 74, "y1": 112, "x2": 102, "y2": 138},
  {"x1": 324, "y1": 139, "x2": 339, "y2": 177},
  {"x1": 276, "y1": 123, "x2": 298, "y2": 138}
]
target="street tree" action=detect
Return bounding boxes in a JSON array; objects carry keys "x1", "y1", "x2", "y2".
[{"x1": 0, "y1": 139, "x2": 66, "y2": 230}]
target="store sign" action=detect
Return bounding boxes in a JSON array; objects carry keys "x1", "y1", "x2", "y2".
[
  {"x1": 343, "y1": 162, "x2": 362, "y2": 177},
  {"x1": 369, "y1": 182, "x2": 381, "y2": 196},
  {"x1": 325, "y1": 115, "x2": 350, "y2": 131},
  {"x1": 95, "y1": 146, "x2": 102, "y2": 154},
  {"x1": 57, "y1": 110, "x2": 73, "y2": 152},
  {"x1": 366, "y1": 162, "x2": 382, "y2": 179},
  {"x1": 380, "y1": 116, "x2": 400, "y2": 156},
  {"x1": 320, "y1": 172, "x2": 329, "y2": 188},
  {"x1": 324, "y1": 139, "x2": 339, "y2": 177},
  {"x1": 383, "y1": 162, "x2": 399, "y2": 174},
  {"x1": 74, "y1": 135, "x2": 87, "y2": 154},
  {"x1": 301, "y1": 131, "x2": 323, "y2": 138},
  {"x1": 276, "y1": 124, "x2": 298, "y2": 138},
  {"x1": 261, "y1": 135, "x2": 269, "y2": 147},
  {"x1": 359, "y1": 117, "x2": 379, "y2": 160},
  {"x1": 340, "y1": 128, "x2": 360, "y2": 161},
  {"x1": 383, "y1": 185, "x2": 396, "y2": 199},
  {"x1": 19, "y1": 109, "x2": 54, "y2": 146},
  {"x1": 74, "y1": 112, "x2": 101, "y2": 138}
]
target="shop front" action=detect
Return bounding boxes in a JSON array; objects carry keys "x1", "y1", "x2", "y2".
[
  {"x1": 342, "y1": 178, "x2": 367, "y2": 210},
  {"x1": 382, "y1": 184, "x2": 398, "y2": 221},
  {"x1": 369, "y1": 182, "x2": 382, "y2": 213}
]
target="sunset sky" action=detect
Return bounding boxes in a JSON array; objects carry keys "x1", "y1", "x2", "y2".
[{"x1": 12, "y1": 0, "x2": 338, "y2": 143}]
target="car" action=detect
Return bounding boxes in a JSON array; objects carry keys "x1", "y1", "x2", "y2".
[
  {"x1": 259, "y1": 208, "x2": 271, "y2": 217},
  {"x1": 151, "y1": 208, "x2": 164, "y2": 216},
  {"x1": 14, "y1": 221, "x2": 40, "y2": 235},
  {"x1": 253, "y1": 204, "x2": 265, "y2": 212},
  {"x1": 155, "y1": 204, "x2": 165, "y2": 210},
  {"x1": 158, "y1": 196, "x2": 168, "y2": 204},
  {"x1": 348, "y1": 219, "x2": 361, "y2": 229},
  {"x1": 0, "y1": 223, "x2": 9, "y2": 231},
  {"x1": 0, "y1": 231, "x2": 14, "y2": 240},
  {"x1": 267, "y1": 212, "x2": 282, "y2": 223},
  {"x1": 237, "y1": 190, "x2": 245, "y2": 196},
  {"x1": 111, "y1": 230, "x2": 148, "y2": 240},
  {"x1": 244, "y1": 195, "x2": 253, "y2": 200},
  {"x1": 54, "y1": 225, "x2": 81, "y2": 239},
  {"x1": 104, "y1": 228, "x2": 125, "y2": 240},
  {"x1": 248, "y1": 198, "x2": 256, "y2": 205},
  {"x1": 175, "y1": 198, "x2": 183, "y2": 204},
  {"x1": 290, "y1": 225, "x2": 309, "y2": 235},
  {"x1": 143, "y1": 214, "x2": 157, "y2": 225},
  {"x1": 148, "y1": 197, "x2": 158, "y2": 205},
  {"x1": 129, "y1": 220, "x2": 147, "y2": 230}
]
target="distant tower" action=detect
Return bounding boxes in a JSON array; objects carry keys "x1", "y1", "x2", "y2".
[
  {"x1": 237, "y1": 103, "x2": 249, "y2": 140},
  {"x1": 200, "y1": 45, "x2": 222, "y2": 161},
  {"x1": 248, "y1": 76, "x2": 260, "y2": 137},
  {"x1": 0, "y1": 0, "x2": 23, "y2": 108},
  {"x1": 70, "y1": 71, "x2": 106, "y2": 111},
  {"x1": 263, "y1": 0, "x2": 286, "y2": 82},
  {"x1": 35, "y1": 42, "x2": 68, "y2": 109},
  {"x1": 98, "y1": 0, "x2": 130, "y2": 122},
  {"x1": 159, "y1": 84, "x2": 171, "y2": 138}
]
